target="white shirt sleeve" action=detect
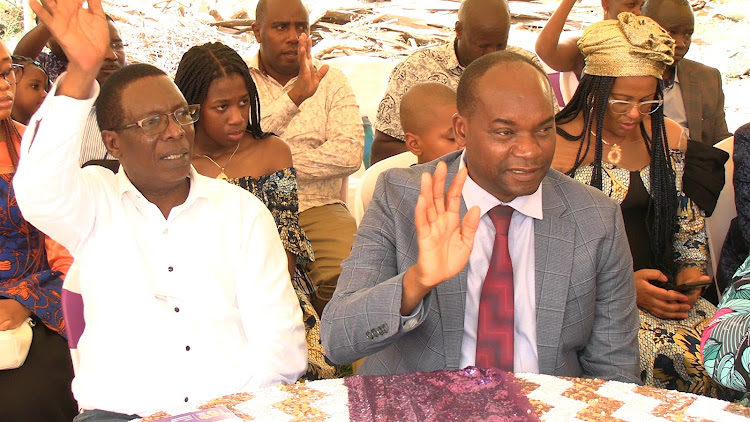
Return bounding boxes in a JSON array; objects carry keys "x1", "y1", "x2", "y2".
[
  {"x1": 14, "y1": 75, "x2": 101, "y2": 254},
  {"x1": 236, "y1": 200, "x2": 307, "y2": 389}
]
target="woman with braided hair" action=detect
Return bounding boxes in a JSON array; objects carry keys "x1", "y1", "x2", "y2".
[
  {"x1": 0, "y1": 40, "x2": 77, "y2": 420},
  {"x1": 174, "y1": 41, "x2": 337, "y2": 381},
  {"x1": 552, "y1": 13, "x2": 734, "y2": 399}
]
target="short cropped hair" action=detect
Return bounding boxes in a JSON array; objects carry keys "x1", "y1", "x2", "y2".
[
  {"x1": 400, "y1": 82, "x2": 456, "y2": 135},
  {"x1": 642, "y1": 0, "x2": 690, "y2": 17},
  {"x1": 95, "y1": 63, "x2": 167, "y2": 131},
  {"x1": 456, "y1": 50, "x2": 549, "y2": 117}
]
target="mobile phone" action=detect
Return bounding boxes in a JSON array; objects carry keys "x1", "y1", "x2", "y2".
[{"x1": 671, "y1": 279, "x2": 714, "y2": 293}]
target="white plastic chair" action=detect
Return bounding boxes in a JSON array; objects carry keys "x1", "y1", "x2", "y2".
[
  {"x1": 323, "y1": 56, "x2": 396, "y2": 122},
  {"x1": 352, "y1": 152, "x2": 418, "y2": 226},
  {"x1": 559, "y1": 71, "x2": 579, "y2": 106},
  {"x1": 705, "y1": 136, "x2": 736, "y2": 298},
  {"x1": 325, "y1": 56, "x2": 396, "y2": 210}
]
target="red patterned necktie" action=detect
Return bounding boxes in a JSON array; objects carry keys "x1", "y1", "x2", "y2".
[{"x1": 475, "y1": 205, "x2": 515, "y2": 371}]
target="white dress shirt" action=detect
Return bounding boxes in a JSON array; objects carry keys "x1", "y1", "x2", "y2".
[
  {"x1": 78, "y1": 106, "x2": 110, "y2": 165},
  {"x1": 13, "y1": 77, "x2": 307, "y2": 417},
  {"x1": 663, "y1": 73, "x2": 690, "y2": 139},
  {"x1": 458, "y1": 152, "x2": 542, "y2": 373}
]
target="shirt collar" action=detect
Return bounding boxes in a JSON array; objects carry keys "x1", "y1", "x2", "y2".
[
  {"x1": 664, "y1": 69, "x2": 680, "y2": 90},
  {"x1": 116, "y1": 165, "x2": 208, "y2": 208},
  {"x1": 458, "y1": 150, "x2": 544, "y2": 220},
  {"x1": 445, "y1": 37, "x2": 463, "y2": 74}
]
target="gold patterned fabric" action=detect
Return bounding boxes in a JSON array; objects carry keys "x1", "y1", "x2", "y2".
[
  {"x1": 579, "y1": 12, "x2": 675, "y2": 79},
  {"x1": 571, "y1": 149, "x2": 708, "y2": 273},
  {"x1": 141, "y1": 372, "x2": 750, "y2": 421},
  {"x1": 570, "y1": 150, "x2": 731, "y2": 399},
  {"x1": 229, "y1": 168, "x2": 314, "y2": 264},
  {"x1": 228, "y1": 167, "x2": 337, "y2": 381},
  {"x1": 639, "y1": 300, "x2": 739, "y2": 401}
]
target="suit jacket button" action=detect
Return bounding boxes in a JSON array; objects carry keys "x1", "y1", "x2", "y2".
[
  {"x1": 366, "y1": 331, "x2": 373, "y2": 339},
  {"x1": 383, "y1": 324, "x2": 389, "y2": 333}
]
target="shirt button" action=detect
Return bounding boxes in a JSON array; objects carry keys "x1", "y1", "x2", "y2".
[
  {"x1": 174, "y1": 307, "x2": 180, "y2": 313},
  {"x1": 185, "y1": 345, "x2": 190, "y2": 351},
  {"x1": 168, "y1": 266, "x2": 174, "y2": 272},
  {"x1": 184, "y1": 397, "x2": 189, "y2": 403},
  {"x1": 163, "y1": 229, "x2": 168, "y2": 235}
]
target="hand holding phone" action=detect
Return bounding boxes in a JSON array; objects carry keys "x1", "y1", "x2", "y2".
[{"x1": 671, "y1": 279, "x2": 713, "y2": 293}]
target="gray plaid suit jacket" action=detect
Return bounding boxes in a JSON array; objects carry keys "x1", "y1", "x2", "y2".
[
  {"x1": 321, "y1": 151, "x2": 640, "y2": 383},
  {"x1": 677, "y1": 59, "x2": 732, "y2": 146}
]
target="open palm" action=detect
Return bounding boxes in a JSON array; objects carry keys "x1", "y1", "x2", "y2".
[
  {"x1": 31, "y1": 0, "x2": 109, "y2": 73},
  {"x1": 413, "y1": 162, "x2": 480, "y2": 289}
]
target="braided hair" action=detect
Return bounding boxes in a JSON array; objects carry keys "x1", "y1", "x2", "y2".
[
  {"x1": 555, "y1": 74, "x2": 678, "y2": 277},
  {"x1": 174, "y1": 42, "x2": 270, "y2": 139}
]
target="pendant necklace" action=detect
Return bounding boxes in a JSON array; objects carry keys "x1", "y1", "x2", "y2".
[
  {"x1": 196, "y1": 142, "x2": 241, "y2": 180},
  {"x1": 590, "y1": 131, "x2": 625, "y2": 165}
]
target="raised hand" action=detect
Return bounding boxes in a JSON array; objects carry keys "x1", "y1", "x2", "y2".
[
  {"x1": 31, "y1": 0, "x2": 109, "y2": 96},
  {"x1": 401, "y1": 162, "x2": 481, "y2": 315},
  {"x1": 287, "y1": 32, "x2": 328, "y2": 107}
]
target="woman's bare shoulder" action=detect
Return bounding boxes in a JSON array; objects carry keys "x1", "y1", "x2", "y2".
[{"x1": 664, "y1": 117, "x2": 687, "y2": 151}]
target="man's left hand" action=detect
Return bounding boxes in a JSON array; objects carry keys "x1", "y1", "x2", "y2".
[{"x1": 287, "y1": 33, "x2": 328, "y2": 107}]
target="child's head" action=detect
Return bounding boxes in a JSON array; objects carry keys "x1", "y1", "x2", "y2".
[
  {"x1": 10, "y1": 56, "x2": 49, "y2": 125},
  {"x1": 400, "y1": 82, "x2": 462, "y2": 164}
]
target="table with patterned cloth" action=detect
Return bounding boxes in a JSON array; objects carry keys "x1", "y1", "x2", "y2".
[{"x1": 140, "y1": 368, "x2": 750, "y2": 421}]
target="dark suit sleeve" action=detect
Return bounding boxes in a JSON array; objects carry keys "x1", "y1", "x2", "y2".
[
  {"x1": 320, "y1": 171, "x2": 430, "y2": 365},
  {"x1": 707, "y1": 66, "x2": 732, "y2": 145},
  {"x1": 579, "y1": 203, "x2": 641, "y2": 384}
]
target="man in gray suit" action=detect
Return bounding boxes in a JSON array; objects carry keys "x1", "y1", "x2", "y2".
[{"x1": 320, "y1": 51, "x2": 640, "y2": 383}]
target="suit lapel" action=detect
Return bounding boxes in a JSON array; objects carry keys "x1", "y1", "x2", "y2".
[
  {"x1": 434, "y1": 153, "x2": 469, "y2": 369},
  {"x1": 677, "y1": 61, "x2": 703, "y2": 142},
  {"x1": 534, "y1": 174, "x2": 576, "y2": 375}
]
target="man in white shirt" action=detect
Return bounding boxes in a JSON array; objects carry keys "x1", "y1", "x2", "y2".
[
  {"x1": 13, "y1": 1, "x2": 306, "y2": 419},
  {"x1": 321, "y1": 51, "x2": 640, "y2": 383}
]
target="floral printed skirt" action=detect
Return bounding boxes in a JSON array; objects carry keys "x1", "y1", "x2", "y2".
[
  {"x1": 639, "y1": 298, "x2": 740, "y2": 401},
  {"x1": 293, "y1": 266, "x2": 339, "y2": 381}
]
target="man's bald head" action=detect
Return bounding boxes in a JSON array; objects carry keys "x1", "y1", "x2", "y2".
[
  {"x1": 457, "y1": 50, "x2": 551, "y2": 118},
  {"x1": 458, "y1": 0, "x2": 510, "y2": 22},
  {"x1": 643, "y1": 0, "x2": 693, "y2": 65},
  {"x1": 455, "y1": 0, "x2": 511, "y2": 68}
]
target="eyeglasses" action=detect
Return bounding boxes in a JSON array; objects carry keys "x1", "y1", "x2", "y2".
[
  {"x1": 110, "y1": 41, "x2": 126, "y2": 51},
  {"x1": 0, "y1": 64, "x2": 24, "y2": 86},
  {"x1": 110, "y1": 104, "x2": 200, "y2": 135},
  {"x1": 608, "y1": 98, "x2": 664, "y2": 115}
]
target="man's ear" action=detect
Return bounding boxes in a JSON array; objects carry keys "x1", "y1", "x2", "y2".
[
  {"x1": 101, "y1": 130, "x2": 122, "y2": 159},
  {"x1": 251, "y1": 22, "x2": 262, "y2": 43},
  {"x1": 455, "y1": 21, "x2": 463, "y2": 38},
  {"x1": 600, "y1": 0, "x2": 610, "y2": 15},
  {"x1": 404, "y1": 132, "x2": 422, "y2": 158},
  {"x1": 453, "y1": 113, "x2": 467, "y2": 147}
]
